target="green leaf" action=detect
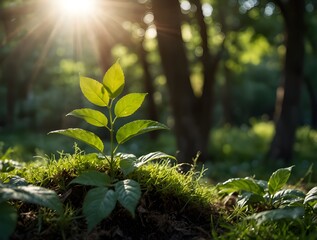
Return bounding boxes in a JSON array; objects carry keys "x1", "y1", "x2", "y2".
[
  {"x1": 9, "y1": 176, "x2": 28, "y2": 186},
  {"x1": 136, "y1": 152, "x2": 176, "y2": 167},
  {"x1": 116, "y1": 120, "x2": 169, "y2": 144},
  {"x1": 49, "y1": 128, "x2": 104, "y2": 153},
  {"x1": 217, "y1": 177, "x2": 265, "y2": 195},
  {"x1": 247, "y1": 207, "x2": 304, "y2": 225},
  {"x1": 254, "y1": 180, "x2": 268, "y2": 191},
  {"x1": 67, "y1": 108, "x2": 108, "y2": 127},
  {"x1": 272, "y1": 189, "x2": 305, "y2": 206},
  {"x1": 0, "y1": 185, "x2": 63, "y2": 215},
  {"x1": 83, "y1": 187, "x2": 117, "y2": 232},
  {"x1": 237, "y1": 192, "x2": 266, "y2": 207},
  {"x1": 115, "y1": 179, "x2": 141, "y2": 217},
  {"x1": 268, "y1": 166, "x2": 293, "y2": 195},
  {"x1": 117, "y1": 153, "x2": 137, "y2": 176},
  {"x1": 103, "y1": 61, "x2": 125, "y2": 98},
  {"x1": 0, "y1": 160, "x2": 22, "y2": 173},
  {"x1": 304, "y1": 187, "x2": 317, "y2": 206},
  {"x1": 69, "y1": 171, "x2": 111, "y2": 187},
  {"x1": 80, "y1": 77, "x2": 109, "y2": 107},
  {"x1": 0, "y1": 202, "x2": 17, "y2": 240},
  {"x1": 115, "y1": 93, "x2": 147, "y2": 118}
]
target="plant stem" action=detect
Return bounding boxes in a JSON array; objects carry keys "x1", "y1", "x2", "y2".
[{"x1": 108, "y1": 99, "x2": 115, "y2": 179}]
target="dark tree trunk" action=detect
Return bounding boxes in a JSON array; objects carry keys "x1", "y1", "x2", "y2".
[
  {"x1": 305, "y1": 19, "x2": 317, "y2": 129},
  {"x1": 152, "y1": 0, "x2": 206, "y2": 168},
  {"x1": 304, "y1": 77, "x2": 317, "y2": 128},
  {"x1": 222, "y1": 65, "x2": 233, "y2": 124},
  {"x1": 152, "y1": 0, "x2": 221, "y2": 168},
  {"x1": 4, "y1": 62, "x2": 17, "y2": 126},
  {"x1": 95, "y1": 32, "x2": 113, "y2": 73},
  {"x1": 138, "y1": 38, "x2": 159, "y2": 139},
  {"x1": 269, "y1": 0, "x2": 305, "y2": 163},
  {"x1": 191, "y1": 0, "x2": 217, "y2": 160}
]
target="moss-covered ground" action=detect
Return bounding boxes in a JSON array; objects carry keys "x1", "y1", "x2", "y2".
[{"x1": 1, "y1": 146, "x2": 317, "y2": 239}]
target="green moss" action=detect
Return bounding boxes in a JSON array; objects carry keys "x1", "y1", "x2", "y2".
[
  {"x1": 2, "y1": 148, "x2": 217, "y2": 207},
  {"x1": 132, "y1": 162, "x2": 218, "y2": 207},
  {"x1": 2, "y1": 146, "x2": 315, "y2": 239}
]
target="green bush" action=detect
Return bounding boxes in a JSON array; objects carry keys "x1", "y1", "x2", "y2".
[{"x1": 207, "y1": 121, "x2": 317, "y2": 182}]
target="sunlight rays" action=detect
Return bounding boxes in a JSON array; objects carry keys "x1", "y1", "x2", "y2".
[
  {"x1": 56, "y1": 0, "x2": 96, "y2": 17},
  {"x1": 2, "y1": 0, "x2": 148, "y2": 90},
  {"x1": 28, "y1": 18, "x2": 65, "y2": 91}
]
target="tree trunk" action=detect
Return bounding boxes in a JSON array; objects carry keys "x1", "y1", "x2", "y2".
[
  {"x1": 4, "y1": 62, "x2": 17, "y2": 126},
  {"x1": 152, "y1": 0, "x2": 207, "y2": 168},
  {"x1": 222, "y1": 65, "x2": 233, "y2": 124},
  {"x1": 269, "y1": 0, "x2": 305, "y2": 163},
  {"x1": 138, "y1": 38, "x2": 159, "y2": 139},
  {"x1": 304, "y1": 77, "x2": 317, "y2": 129},
  {"x1": 191, "y1": 0, "x2": 217, "y2": 160}
]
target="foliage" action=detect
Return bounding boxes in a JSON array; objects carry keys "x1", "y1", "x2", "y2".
[
  {"x1": 1, "y1": 142, "x2": 317, "y2": 238},
  {"x1": 0, "y1": 143, "x2": 24, "y2": 173},
  {"x1": 49, "y1": 61, "x2": 173, "y2": 231},
  {"x1": 0, "y1": 144, "x2": 218, "y2": 239},
  {"x1": 216, "y1": 165, "x2": 317, "y2": 237},
  {"x1": 207, "y1": 121, "x2": 317, "y2": 182},
  {"x1": 0, "y1": 149, "x2": 63, "y2": 240}
]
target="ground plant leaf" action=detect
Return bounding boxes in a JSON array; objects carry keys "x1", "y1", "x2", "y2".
[
  {"x1": 304, "y1": 187, "x2": 317, "y2": 206},
  {"x1": 217, "y1": 177, "x2": 264, "y2": 195},
  {"x1": 67, "y1": 108, "x2": 108, "y2": 127},
  {"x1": 237, "y1": 192, "x2": 265, "y2": 207},
  {"x1": 49, "y1": 128, "x2": 104, "y2": 153},
  {"x1": 0, "y1": 185, "x2": 63, "y2": 215},
  {"x1": 272, "y1": 189, "x2": 305, "y2": 206},
  {"x1": 83, "y1": 187, "x2": 117, "y2": 232},
  {"x1": 118, "y1": 154, "x2": 137, "y2": 176},
  {"x1": 80, "y1": 77, "x2": 109, "y2": 106},
  {"x1": 0, "y1": 202, "x2": 17, "y2": 240},
  {"x1": 114, "y1": 93, "x2": 147, "y2": 118},
  {"x1": 103, "y1": 61, "x2": 124, "y2": 98},
  {"x1": 116, "y1": 120, "x2": 169, "y2": 144},
  {"x1": 0, "y1": 160, "x2": 21, "y2": 173},
  {"x1": 8, "y1": 176, "x2": 28, "y2": 186},
  {"x1": 268, "y1": 166, "x2": 293, "y2": 195},
  {"x1": 136, "y1": 151, "x2": 176, "y2": 167},
  {"x1": 248, "y1": 207, "x2": 305, "y2": 225},
  {"x1": 69, "y1": 171, "x2": 111, "y2": 187},
  {"x1": 115, "y1": 179, "x2": 141, "y2": 217}
]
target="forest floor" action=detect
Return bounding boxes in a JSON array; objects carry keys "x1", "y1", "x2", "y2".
[
  {"x1": 13, "y1": 189, "x2": 216, "y2": 239},
  {"x1": 2, "y1": 151, "x2": 317, "y2": 240}
]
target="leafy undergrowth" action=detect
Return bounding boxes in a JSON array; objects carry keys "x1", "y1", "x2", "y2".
[
  {"x1": 1, "y1": 149, "x2": 221, "y2": 239},
  {"x1": 1, "y1": 148, "x2": 317, "y2": 239}
]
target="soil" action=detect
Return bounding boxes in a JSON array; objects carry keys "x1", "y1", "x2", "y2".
[{"x1": 12, "y1": 188, "x2": 217, "y2": 240}]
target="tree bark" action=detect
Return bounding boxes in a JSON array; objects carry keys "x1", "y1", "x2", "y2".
[
  {"x1": 152, "y1": 0, "x2": 221, "y2": 168},
  {"x1": 269, "y1": 0, "x2": 305, "y2": 163},
  {"x1": 152, "y1": 0, "x2": 205, "y2": 168},
  {"x1": 304, "y1": 76, "x2": 317, "y2": 128},
  {"x1": 138, "y1": 38, "x2": 159, "y2": 138},
  {"x1": 191, "y1": 0, "x2": 217, "y2": 160},
  {"x1": 222, "y1": 64, "x2": 233, "y2": 124}
]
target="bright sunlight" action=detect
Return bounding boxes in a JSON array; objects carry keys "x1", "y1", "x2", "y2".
[{"x1": 57, "y1": 0, "x2": 96, "y2": 16}]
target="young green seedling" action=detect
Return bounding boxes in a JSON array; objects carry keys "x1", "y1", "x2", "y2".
[{"x1": 49, "y1": 61, "x2": 174, "y2": 231}]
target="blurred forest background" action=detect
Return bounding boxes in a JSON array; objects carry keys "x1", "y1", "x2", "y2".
[{"x1": 1, "y1": 0, "x2": 317, "y2": 182}]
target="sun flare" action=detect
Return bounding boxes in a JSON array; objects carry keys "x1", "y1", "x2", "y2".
[{"x1": 57, "y1": 0, "x2": 96, "y2": 16}]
